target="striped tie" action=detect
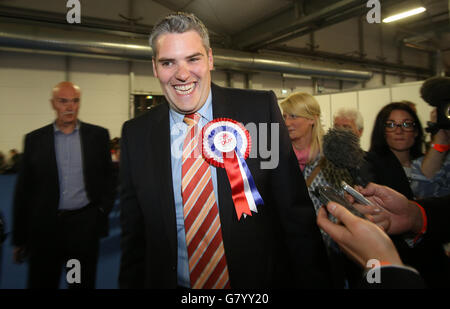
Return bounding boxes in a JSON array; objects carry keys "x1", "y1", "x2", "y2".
[{"x1": 181, "y1": 113, "x2": 230, "y2": 289}]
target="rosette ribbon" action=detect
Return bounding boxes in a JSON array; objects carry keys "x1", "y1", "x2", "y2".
[{"x1": 202, "y1": 118, "x2": 264, "y2": 220}]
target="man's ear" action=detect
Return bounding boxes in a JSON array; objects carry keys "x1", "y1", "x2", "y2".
[
  {"x1": 208, "y1": 48, "x2": 214, "y2": 70},
  {"x1": 50, "y1": 99, "x2": 56, "y2": 111},
  {"x1": 152, "y1": 58, "x2": 158, "y2": 78}
]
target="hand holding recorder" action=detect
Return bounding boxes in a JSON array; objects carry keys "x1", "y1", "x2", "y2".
[
  {"x1": 317, "y1": 202, "x2": 403, "y2": 268},
  {"x1": 350, "y1": 183, "x2": 424, "y2": 235}
]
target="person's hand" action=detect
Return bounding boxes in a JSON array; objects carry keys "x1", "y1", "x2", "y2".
[
  {"x1": 432, "y1": 128, "x2": 450, "y2": 145},
  {"x1": 317, "y1": 202, "x2": 403, "y2": 269},
  {"x1": 13, "y1": 246, "x2": 27, "y2": 264},
  {"x1": 430, "y1": 108, "x2": 450, "y2": 145},
  {"x1": 342, "y1": 191, "x2": 389, "y2": 231},
  {"x1": 352, "y1": 183, "x2": 423, "y2": 235}
]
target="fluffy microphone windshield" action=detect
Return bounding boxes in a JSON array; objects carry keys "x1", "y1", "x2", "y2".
[
  {"x1": 322, "y1": 127, "x2": 368, "y2": 186},
  {"x1": 323, "y1": 127, "x2": 365, "y2": 170}
]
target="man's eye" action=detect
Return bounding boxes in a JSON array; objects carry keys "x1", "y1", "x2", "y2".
[{"x1": 161, "y1": 61, "x2": 172, "y2": 67}]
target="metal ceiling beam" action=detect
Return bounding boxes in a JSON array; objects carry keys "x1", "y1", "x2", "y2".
[
  {"x1": 150, "y1": 0, "x2": 225, "y2": 38},
  {"x1": 231, "y1": 0, "x2": 365, "y2": 51},
  {"x1": 256, "y1": 8, "x2": 365, "y2": 49},
  {"x1": 0, "y1": 18, "x2": 373, "y2": 81},
  {"x1": 0, "y1": 5, "x2": 152, "y2": 35},
  {"x1": 265, "y1": 45, "x2": 432, "y2": 76}
]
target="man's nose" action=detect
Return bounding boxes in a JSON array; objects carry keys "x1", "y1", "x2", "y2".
[
  {"x1": 175, "y1": 63, "x2": 190, "y2": 81},
  {"x1": 66, "y1": 100, "x2": 75, "y2": 109},
  {"x1": 394, "y1": 125, "x2": 404, "y2": 133}
]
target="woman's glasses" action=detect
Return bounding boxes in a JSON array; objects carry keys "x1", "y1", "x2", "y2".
[{"x1": 384, "y1": 121, "x2": 416, "y2": 132}]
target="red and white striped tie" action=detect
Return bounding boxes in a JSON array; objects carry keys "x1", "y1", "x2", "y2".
[{"x1": 181, "y1": 113, "x2": 230, "y2": 289}]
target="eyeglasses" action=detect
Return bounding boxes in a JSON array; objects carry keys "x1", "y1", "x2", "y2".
[
  {"x1": 55, "y1": 98, "x2": 80, "y2": 104},
  {"x1": 384, "y1": 121, "x2": 416, "y2": 132}
]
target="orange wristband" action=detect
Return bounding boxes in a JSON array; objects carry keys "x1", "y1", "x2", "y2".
[
  {"x1": 432, "y1": 143, "x2": 450, "y2": 153},
  {"x1": 410, "y1": 201, "x2": 427, "y2": 243}
]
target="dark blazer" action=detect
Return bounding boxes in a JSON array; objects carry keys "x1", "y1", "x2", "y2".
[
  {"x1": 419, "y1": 194, "x2": 450, "y2": 244},
  {"x1": 358, "y1": 266, "x2": 426, "y2": 289},
  {"x1": 119, "y1": 83, "x2": 331, "y2": 289},
  {"x1": 365, "y1": 150, "x2": 414, "y2": 199},
  {"x1": 12, "y1": 121, "x2": 116, "y2": 250},
  {"x1": 407, "y1": 194, "x2": 450, "y2": 288}
]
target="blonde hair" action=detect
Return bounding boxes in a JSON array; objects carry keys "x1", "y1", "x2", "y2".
[{"x1": 280, "y1": 92, "x2": 324, "y2": 163}]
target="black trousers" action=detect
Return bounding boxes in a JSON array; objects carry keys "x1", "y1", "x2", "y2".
[{"x1": 27, "y1": 205, "x2": 100, "y2": 289}]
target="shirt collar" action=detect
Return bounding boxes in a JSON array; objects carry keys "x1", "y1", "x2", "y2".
[
  {"x1": 53, "y1": 121, "x2": 81, "y2": 133},
  {"x1": 169, "y1": 89, "x2": 213, "y2": 124}
]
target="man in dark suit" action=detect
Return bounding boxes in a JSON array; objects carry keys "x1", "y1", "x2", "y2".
[
  {"x1": 12, "y1": 81, "x2": 116, "y2": 288},
  {"x1": 119, "y1": 12, "x2": 331, "y2": 289}
]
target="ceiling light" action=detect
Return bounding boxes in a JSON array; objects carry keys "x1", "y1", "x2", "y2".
[
  {"x1": 282, "y1": 73, "x2": 312, "y2": 80},
  {"x1": 383, "y1": 7, "x2": 426, "y2": 23}
]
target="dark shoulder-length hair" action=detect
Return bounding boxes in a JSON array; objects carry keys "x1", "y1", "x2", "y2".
[{"x1": 369, "y1": 102, "x2": 424, "y2": 159}]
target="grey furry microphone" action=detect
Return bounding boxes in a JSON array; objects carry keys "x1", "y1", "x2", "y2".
[{"x1": 322, "y1": 127, "x2": 369, "y2": 187}]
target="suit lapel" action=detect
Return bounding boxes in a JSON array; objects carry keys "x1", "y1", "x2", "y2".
[
  {"x1": 211, "y1": 84, "x2": 236, "y2": 246},
  {"x1": 43, "y1": 124, "x2": 60, "y2": 203},
  {"x1": 79, "y1": 122, "x2": 89, "y2": 188},
  {"x1": 151, "y1": 104, "x2": 177, "y2": 254}
]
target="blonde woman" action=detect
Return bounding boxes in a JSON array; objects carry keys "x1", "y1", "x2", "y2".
[
  {"x1": 280, "y1": 92, "x2": 323, "y2": 172},
  {"x1": 280, "y1": 92, "x2": 338, "y2": 213},
  {"x1": 280, "y1": 92, "x2": 358, "y2": 288}
]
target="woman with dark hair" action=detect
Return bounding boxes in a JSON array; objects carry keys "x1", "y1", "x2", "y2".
[
  {"x1": 366, "y1": 102, "x2": 424, "y2": 199},
  {"x1": 367, "y1": 101, "x2": 449, "y2": 199},
  {"x1": 366, "y1": 102, "x2": 450, "y2": 288}
]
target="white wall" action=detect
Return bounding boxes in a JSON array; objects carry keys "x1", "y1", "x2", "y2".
[
  {"x1": 315, "y1": 81, "x2": 433, "y2": 151},
  {"x1": 0, "y1": 52, "x2": 133, "y2": 152},
  {"x1": 0, "y1": 50, "x2": 431, "y2": 155},
  {"x1": 70, "y1": 57, "x2": 130, "y2": 139},
  {"x1": 0, "y1": 52, "x2": 66, "y2": 153}
]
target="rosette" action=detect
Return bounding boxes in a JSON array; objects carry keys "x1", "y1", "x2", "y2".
[{"x1": 202, "y1": 118, "x2": 263, "y2": 220}]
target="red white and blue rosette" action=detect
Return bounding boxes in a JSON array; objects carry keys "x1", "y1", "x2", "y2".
[{"x1": 202, "y1": 118, "x2": 263, "y2": 220}]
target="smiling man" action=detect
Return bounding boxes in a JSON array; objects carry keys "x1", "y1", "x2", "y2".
[
  {"x1": 119, "y1": 12, "x2": 331, "y2": 289},
  {"x1": 152, "y1": 30, "x2": 213, "y2": 115},
  {"x1": 12, "y1": 81, "x2": 116, "y2": 288}
]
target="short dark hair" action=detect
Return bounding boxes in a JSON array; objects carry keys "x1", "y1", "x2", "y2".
[
  {"x1": 149, "y1": 12, "x2": 210, "y2": 57},
  {"x1": 369, "y1": 102, "x2": 424, "y2": 159}
]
